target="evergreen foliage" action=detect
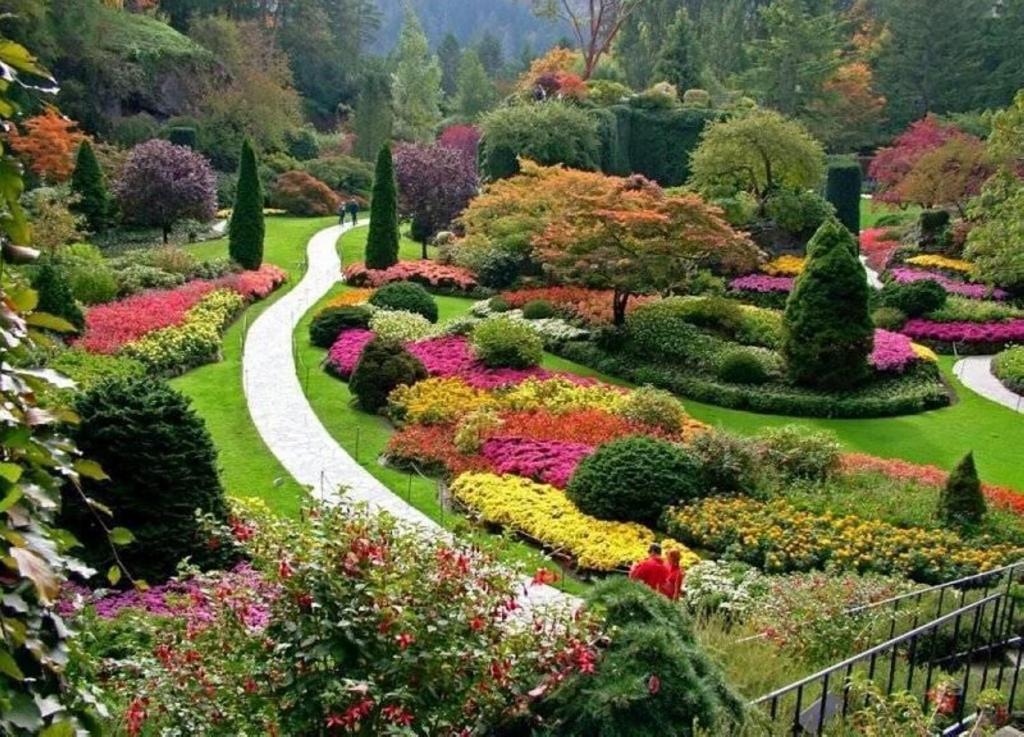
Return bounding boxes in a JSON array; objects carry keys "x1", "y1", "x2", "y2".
[
  {"x1": 653, "y1": 9, "x2": 704, "y2": 92},
  {"x1": 369, "y1": 281, "x2": 438, "y2": 322},
  {"x1": 167, "y1": 126, "x2": 197, "y2": 148},
  {"x1": 365, "y1": 145, "x2": 400, "y2": 269},
  {"x1": 69, "y1": 139, "x2": 112, "y2": 232},
  {"x1": 783, "y1": 219, "x2": 873, "y2": 389},
  {"x1": 939, "y1": 452, "x2": 987, "y2": 526},
  {"x1": 228, "y1": 139, "x2": 265, "y2": 270},
  {"x1": 392, "y1": 7, "x2": 443, "y2": 142},
  {"x1": 349, "y1": 337, "x2": 428, "y2": 412},
  {"x1": 32, "y1": 262, "x2": 84, "y2": 332},
  {"x1": 455, "y1": 49, "x2": 497, "y2": 120},
  {"x1": 353, "y1": 61, "x2": 394, "y2": 161},
  {"x1": 470, "y1": 317, "x2": 543, "y2": 368},
  {"x1": 566, "y1": 436, "x2": 703, "y2": 527},
  {"x1": 826, "y1": 160, "x2": 862, "y2": 235},
  {"x1": 437, "y1": 33, "x2": 462, "y2": 98},
  {"x1": 480, "y1": 101, "x2": 601, "y2": 179},
  {"x1": 309, "y1": 306, "x2": 372, "y2": 348},
  {"x1": 63, "y1": 376, "x2": 228, "y2": 582}
]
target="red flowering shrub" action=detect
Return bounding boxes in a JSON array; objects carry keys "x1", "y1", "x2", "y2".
[
  {"x1": 869, "y1": 116, "x2": 963, "y2": 204},
  {"x1": 344, "y1": 260, "x2": 478, "y2": 292},
  {"x1": 500, "y1": 287, "x2": 656, "y2": 326},
  {"x1": 438, "y1": 124, "x2": 481, "y2": 165},
  {"x1": 497, "y1": 408, "x2": 677, "y2": 445},
  {"x1": 860, "y1": 228, "x2": 902, "y2": 272},
  {"x1": 271, "y1": 170, "x2": 341, "y2": 216}
]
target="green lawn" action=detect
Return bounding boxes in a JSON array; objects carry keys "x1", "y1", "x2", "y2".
[
  {"x1": 860, "y1": 196, "x2": 921, "y2": 228},
  {"x1": 335, "y1": 223, "x2": 431, "y2": 265},
  {"x1": 171, "y1": 216, "x2": 336, "y2": 517}
]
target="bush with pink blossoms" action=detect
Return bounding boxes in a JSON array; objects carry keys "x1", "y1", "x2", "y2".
[
  {"x1": 729, "y1": 274, "x2": 795, "y2": 293},
  {"x1": 870, "y1": 329, "x2": 920, "y2": 373},
  {"x1": 888, "y1": 267, "x2": 1008, "y2": 301},
  {"x1": 344, "y1": 260, "x2": 478, "y2": 293},
  {"x1": 325, "y1": 328, "x2": 375, "y2": 378},
  {"x1": 480, "y1": 437, "x2": 593, "y2": 488},
  {"x1": 902, "y1": 318, "x2": 1024, "y2": 352}
]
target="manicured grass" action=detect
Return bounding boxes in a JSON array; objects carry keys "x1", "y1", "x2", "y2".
[
  {"x1": 335, "y1": 223, "x2": 431, "y2": 266},
  {"x1": 860, "y1": 197, "x2": 921, "y2": 228},
  {"x1": 171, "y1": 216, "x2": 336, "y2": 516}
]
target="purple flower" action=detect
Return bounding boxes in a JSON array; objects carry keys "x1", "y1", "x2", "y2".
[
  {"x1": 902, "y1": 318, "x2": 1024, "y2": 344},
  {"x1": 870, "y1": 329, "x2": 918, "y2": 373},
  {"x1": 729, "y1": 275, "x2": 795, "y2": 293},
  {"x1": 481, "y1": 437, "x2": 593, "y2": 488},
  {"x1": 888, "y1": 267, "x2": 1008, "y2": 301}
]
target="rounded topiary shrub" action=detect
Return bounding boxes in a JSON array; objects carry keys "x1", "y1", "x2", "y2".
[
  {"x1": 566, "y1": 436, "x2": 703, "y2": 526},
  {"x1": 349, "y1": 336, "x2": 428, "y2": 412},
  {"x1": 62, "y1": 376, "x2": 228, "y2": 582},
  {"x1": 618, "y1": 385, "x2": 687, "y2": 434},
  {"x1": 471, "y1": 317, "x2": 543, "y2": 368},
  {"x1": 522, "y1": 299, "x2": 556, "y2": 320},
  {"x1": 716, "y1": 348, "x2": 769, "y2": 385},
  {"x1": 309, "y1": 305, "x2": 372, "y2": 348},
  {"x1": 488, "y1": 295, "x2": 510, "y2": 313},
  {"x1": 626, "y1": 299, "x2": 711, "y2": 362},
  {"x1": 879, "y1": 280, "x2": 947, "y2": 317},
  {"x1": 369, "y1": 281, "x2": 439, "y2": 323},
  {"x1": 758, "y1": 426, "x2": 841, "y2": 483}
]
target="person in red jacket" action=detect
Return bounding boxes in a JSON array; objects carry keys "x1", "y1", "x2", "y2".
[
  {"x1": 660, "y1": 548, "x2": 685, "y2": 601},
  {"x1": 629, "y1": 544, "x2": 667, "y2": 592}
]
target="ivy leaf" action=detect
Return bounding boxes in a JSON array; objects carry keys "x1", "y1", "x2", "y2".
[
  {"x1": 106, "y1": 565, "x2": 121, "y2": 586},
  {"x1": 109, "y1": 527, "x2": 134, "y2": 546},
  {"x1": 0, "y1": 648, "x2": 25, "y2": 680}
]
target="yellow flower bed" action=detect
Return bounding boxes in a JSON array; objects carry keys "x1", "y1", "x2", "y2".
[
  {"x1": 497, "y1": 377, "x2": 628, "y2": 414},
  {"x1": 664, "y1": 497, "x2": 1022, "y2": 584},
  {"x1": 123, "y1": 289, "x2": 244, "y2": 375},
  {"x1": 911, "y1": 342, "x2": 938, "y2": 362},
  {"x1": 450, "y1": 472, "x2": 699, "y2": 571},
  {"x1": 326, "y1": 288, "x2": 375, "y2": 308},
  {"x1": 389, "y1": 377, "x2": 497, "y2": 425},
  {"x1": 763, "y1": 255, "x2": 805, "y2": 276},
  {"x1": 906, "y1": 254, "x2": 974, "y2": 274}
]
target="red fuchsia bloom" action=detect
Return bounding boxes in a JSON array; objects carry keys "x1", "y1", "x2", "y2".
[
  {"x1": 295, "y1": 592, "x2": 313, "y2": 610},
  {"x1": 647, "y1": 674, "x2": 661, "y2": 695},
  {"x1": 244, "y1": 677, "x2": 259, "y2": 694},
  {"x1": 277, "y1": 559, "x2": 294, "y2": 579},
  {"x1": 230, "y1": 517, "x2": 255, "y2": 542},
  {"x1": 396, "y1": 632, "x2": 415, "y2": 649},
  {"x1": 381, "y1": 704, "x2": 414, "y2": 726}
]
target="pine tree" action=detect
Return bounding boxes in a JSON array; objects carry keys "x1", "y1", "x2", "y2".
[
  {"x1": 438, "y1": 33, "x2": 462, "y2": 98},
  {"x1": 365, "y1": 144, "x2": 399, "y2": 270},
  {"x1": 354, "y1": 61, "x2": 394, "y2": 162},
  {"x1": 939, "y1": 452, "x2": 987, "y2": 527},
  {"x1": 653, "y1": 8, "x2": 704, "y2": 91},
  {"x1": 456, "y1": 49, "x2": 498, "y2": 120},
  {"x1": 782, "y1": 218, "x2": 873, "y2": 389},
  {"x1": 392, "y1": 7, "x2": 442, "y2": 142},
  {"x1": 475, "y1": 33, "x2": 504, "y2": 77},
  {"x1": 228, "y1": 139, "x2": 265, "y2": 270},
  {"x1": 32, "y1": 262, "x2": 84, "y2": 332},
  {"x1": 69, "y1": 139, "x2": 111, "y2": 233}
]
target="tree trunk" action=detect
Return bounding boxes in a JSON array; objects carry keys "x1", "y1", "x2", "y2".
[
  {"x1": 162, "y1": 224, "x2": 171, "y2": 244},
  {"x1": 612, "y1": 290, "x2": 630, "y2": 326}
]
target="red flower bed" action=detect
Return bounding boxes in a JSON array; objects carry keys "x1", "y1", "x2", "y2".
[
  {"x1": 385, "y1": 424, "x2": 492, "y2": 476},
  {"x1": 500, "y1": 287, "x2": 656, "y2": 326},
  {"x1": 480, "y1": 437, "x2": 593, "y2": 488},
  {"x1": 842, "y1": 453, "x2": 1024, "y2": 516},
  {"x1": 860, "y1": 228, "x2": 902, "y2": 272},
  {"x1": 495, "y1": 408, "x2": 676, "y2": 445},
  {"x1": 344, "y1": 261, "x2": 477, "y2": 292}
]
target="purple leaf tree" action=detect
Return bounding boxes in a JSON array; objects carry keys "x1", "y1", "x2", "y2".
[
  {"x1": 393, "y1": 142, "x2": 479, "y2": 258},
  {"x1": 114, "y1": 139, "x2": 217, "y2": 243}
]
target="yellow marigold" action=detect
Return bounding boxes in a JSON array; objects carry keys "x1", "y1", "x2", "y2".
[
  {"x1": 495, "y1": 377, "x2": 628, "y2": 414},
  {"x1": 450, "y1": 472, "x2": 699, "y2": 572},
  {"x1": 906, "y1": 254, "x2": 974, "y2": 274},
  {"x1": 326, "y1": 288, "x2": 375, "y2": 308},
  {"x1": 763, "y1": 254, "x2": 805, "y2": 277},
  {"x1": 389, "y1": 377, "x2": 496, "y2": 425},
  {"x1": 911, "y1": 342, "x2": 938, "y2": 362}
]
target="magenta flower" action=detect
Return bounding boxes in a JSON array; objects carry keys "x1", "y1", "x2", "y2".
[
  {"x1": 870, "y1": 329, "x2": 919, "y2": 373},
  {"x1": 480, "y1": 437, "x2": 593, "y2": 488},
  {"x1": 888, "y1": 267, "x2": 1007, "y2": 301},
  {"x1": 902, "y1": 318, "x2": 1024, "y2": 344},
  {"x1": 729, "y1": 274, "x2": 795, "y2": 293},
  {"x1": 326, "y1": 329, "x2": 375, "y2": 378}
]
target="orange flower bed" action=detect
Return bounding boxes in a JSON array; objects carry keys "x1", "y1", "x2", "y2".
[
  {"x1": 500, "y1": 287, "x2": 657, "y2": 326},
  {"x1": 842, "y1": 453, "x2": 1024, "y2": 515},
  {"x1": 326, "y1": 288, "x2": 375, "y2": 308}
]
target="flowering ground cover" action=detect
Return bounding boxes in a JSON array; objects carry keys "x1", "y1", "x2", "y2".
[
  {"x1": 763, "y1": 255, "x2": 805, "y2": 276},
  {"x1": 905, "y1": 254, "x2": 974, "y2": 274},
  {"x1": 869, "y1": 329, "x2": 930, "y2": 373},
  {"x1": 859, "y1": 228, "x2": 902, "y2": 271},
  {"x1": 901, "y1": 318, "x2": 1024, "y2": 347},
  {"x1": 728, "y1": 274, "x2": 795, "y2": 294},
  {"x1": 344, "y1": 259, "x2": 478, "y2": 292},
  {"x1": 888, "y1": 266, "x2": 1008, "y2": 300}
]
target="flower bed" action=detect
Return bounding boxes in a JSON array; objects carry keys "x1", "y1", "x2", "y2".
[
  {"x1": 905, "y1": 254, "x2": 974, "y2": 275},
  {"x1": 325, "y1": 328, "x2": 375, "y2": 378},
  {"x1": 763, "y1": 255, "x2": 805, "y2": 277},
  {"x1": 344, "y1": 260, "x2": 478, "y2": 293},
  {"x1": 664, "y1": 497, "x2": 1023, "y2": 584},
  {"x1": 870, "y1": 329, "x2": 929, "y2": 373},
  {"x1": 860, "y1": 228, "x2": 902, "y2": 271},
  {"x1": 450, "y1": 472, "x2": 699, "y2": 572},
  {"x1": 993, "y1": 346, "x2": 1024, "y2": 395},
  {"x1": 325, "y1": 288, "x2": 375, "y2": 308},
  {"x1": 901, "y1": 318, "x2": 1024, "y2": 353},
  {"x1": 480, "y1": 437, "x2": 593, "y2": 488},
  {"x1": 728, "y1": 274, "x2": 795, "y2": 294},
  {"x1": 499, "y1": 286, "x2": 656, "y2": 326},
  {"x1": 888, "y1": 267, "x2": 1008, "y2": 300}
]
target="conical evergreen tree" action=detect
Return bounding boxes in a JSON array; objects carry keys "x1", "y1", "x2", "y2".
[
  {"x1": 365, "y1": 144, "x2": 399, "y2": 269},
  {"x1": 32, "y1": 262, "x2": 84, "y2": 332},
  {"x1": 69, "y1": 139, "x2": 111, "y2": 232},
  {"x1": 783, "y1": 218, "x2": 873, "y2": 389},
  {"x1": 653, "y1": 9, "x2": 704, "y2": 91},
  {"x1": 939, "y1": 452, "x2": 987, "y2": 526},
  {"x1": 228, "y1": 139, "x2": 264, "y2": 270}
]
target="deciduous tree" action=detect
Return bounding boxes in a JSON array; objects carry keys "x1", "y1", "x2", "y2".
[
  {"x1": 869, "y1": 115, "x2": 968, "y2": 205},
  {"x1": 891, "y1": 136, "x2": 991, "y2": 216},
  {"x1": 529, "y1": 0, "x2": 642, "y2": 79},
  {"x1": 7, "y1": 106, "x2": 85, "y2": 183}
]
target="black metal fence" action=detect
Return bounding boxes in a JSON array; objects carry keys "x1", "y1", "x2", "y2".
[{"x1": 753, "y1": 588, "x2": 1024, "y2": 735}]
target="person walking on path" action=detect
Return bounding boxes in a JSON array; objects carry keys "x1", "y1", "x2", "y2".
[
  {"x1": 660, "y1": 548, "x2": 685, "y2": 601},
  {"x1": 629, "y1": 544, "x2": 667, "y2": 593},
  {"x1": 344, "y1": 199, "x2": 359, "y2": 226},
  {"x1": 337, "y1": 202, "x2": 347, "y2": 226}
]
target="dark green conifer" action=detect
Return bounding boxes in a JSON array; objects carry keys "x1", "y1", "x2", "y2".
[
  {"x1": 69, "y1": 139, "x2": 111, "y2": 232},
  {"x1": 32, "y1": 262, "x2": 84, "y2": 332},
  {"x1": 939, "y1": 452, "x2": 986, "y2": 526},
  {"x1": 364, "y1": 144, "x2": 400, "y2": 269},
  {"x1": 228, "y1": 139, "x2": 264, "y2": 270}
]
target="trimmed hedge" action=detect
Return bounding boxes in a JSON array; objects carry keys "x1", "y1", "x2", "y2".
[
  {"x1": 349, "y1": 337, "x2": 428, "y2": 412},
  {"x1": 309, "y1": 306, "x2": 372, "y2": 348},
  {"x1": 369, "y1": 281, "x2": 438, "y2": 323},
  {"x1": 826, "y1": 159, "x2": 862, "y2": 235}
]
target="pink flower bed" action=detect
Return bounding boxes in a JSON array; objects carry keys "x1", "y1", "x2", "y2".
[
  {"x1": 218, "y1": 264, "x2": 288, "y2": 299},
  {"x1": 480, "y1": 437, "x2": 592, "y2": 488},
  {"x1": 729, "y1": 274, "x2": 795, "y2": 293},
  {"x1": 860, "y1": 228, "x2": 902, "y2": 271},
  {"x1": 344, "y1": 260, "x2": 478, "y2": 292},
  {"x1": 870, "y1": 329, "x2": 918, "y2": 373},
  {"x1": 326, "y1": 328, "x2": 375, "y2": 377},
  {"x1": 902, "y1": 318, "x2": 1024, "y2": 344},
  {"x1": 888, "y1": 267, "x2": 1007, "y2": 301}
]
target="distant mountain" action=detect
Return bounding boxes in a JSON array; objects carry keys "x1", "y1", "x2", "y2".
[{"x1": 371, "y1": 0, "x2": 567, "y2": 58}]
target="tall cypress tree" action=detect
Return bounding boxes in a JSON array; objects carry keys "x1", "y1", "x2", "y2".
[
  {"x1": 365, "y1": 144, "x2": 400, "y2": 269},
  {"x1": 228, "y1": 139, "x2": 264, "y2": 270},
  {"x1": 70, "y1": 139, "x2": 111, "y2": 233},
  {"x1": 783, "y1": 218, "x2": 873, "y2": 389}
]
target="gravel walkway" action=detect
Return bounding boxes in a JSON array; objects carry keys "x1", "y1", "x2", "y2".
[
  {"x1": 242, "y1": 221, "x2": 573, "y2": 608},
  {"x1": 953, "y1": 355, "x2": 1024, "y2": 414}
]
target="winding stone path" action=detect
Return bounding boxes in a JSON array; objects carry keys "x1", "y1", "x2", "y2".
[
  {"x1": 953, "y1": 355, "x2": 1024, "y2": 414},
  {"x1": 242, "y1": 221, "x2": 573, "y2": 607}
]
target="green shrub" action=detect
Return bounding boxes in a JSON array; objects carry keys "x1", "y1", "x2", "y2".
[
  {"x1": 228, "y1": 139, "x2": 265, "y2": 270},
  {"x1": 488, "y1": 295, "x2": 510, "y2": 313},
  {"x1": 872, "y1": 306, "x2": 908, "y2": 330},
  {"x1": 521, "y1": 299, "x2": 556, "y2": 320},
  {"x1": 349, "y1": 337, "x2": 427, "y2": 412},
  {"x1": 618, "y1": 385, "x2": 687, "y2": 433},
  {"x1": 783, "y1": 219, "x2": 873, "y2": 389},
  {"x1": 993, "y1": 346, "x2": 1024, "y2": 394},
  {"x1": 758, "y1": 426, "x2": 841, "y2": 483},
  {"x1": 32, "y1": 262, "x2": 84, "y2": 331},
  {"x1": 115, "y1": 264, "x2": 185, "y2": 296},
  {"x1": 691, "y1": 431, "x2": 761, "y2": 496},
  {"x1": 309, "y1": 306, "x2": 372, "y2": 348},
  {"x1": 918, "y1": 209, "x2": 950, "y2": 249},
  {"x1": 474, "y1": 249, "x2": 521, "y2": 289},
  {"x1": 365, "y1": 145, "x2": 400, "y2": 269},
  {"x1": 299, "y1": 154, "x2": 373, "y2": 195},
  {"x1": 566, "y1": 436, "x2": 702, "y2": 526},
  {"x1": 939, "y1": 452, "x2": 986, "y2": 527},
  {"x1": 542, "y1": 578, "x2": 745, "y2": 736},
  {"x1": 675, "y1": 296, "x2": 746, "y2": 335},
  {"x1": 48, "y1": 350, "x2": 146, "y2": 394},
  {"x1": 69, "y1": 263, "x2": 119, "y2": 305},
  {"x1": 368, "y1": 310, "x2": 436, "y2": 342},
  {"x1": 63, "y1": 376, "x2": 228, "y2": 582},
  {"x1": 928, "y1": 296, "x2": 1023, "y2": 323},
  {"x1": 736, "y1": 307, "x2": 783, "y2": 348},
  {"x1": 167, "y1": 126, "x2": 197, "y2": 149},
  {"x1": 285, "y1": 127, "x2": 320, "y2": 161},
  {"x1": 765, "y1": 188, "x2": 835, "y2": 236},
  {"x1": 879, "y1": 280, "x2": 947, "y2": 317},
  {"x1": 480, "y1": 101, "x2": 600, "y2": 180},
  {"x1": 716, "y1": 348, "x2": 769, "y2": 385},
  {"x1": 471, "y1": 317, "x2": 543, "y2": 368},
  {"x1": 826, "y1": 160, "x2": 862, "y2": 235},
  {"x1": 626, "y1": 299, "x2": 721, "y2": 364},
  {"x1": 369, "y1": 281, "x2": 438, "y2": 323}
]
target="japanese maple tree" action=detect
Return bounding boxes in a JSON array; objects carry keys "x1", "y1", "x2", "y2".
[
  {"x1": 6, "y1": 106, "x2": 85, "y2": 183},
  {"x1": 891, "y1": 135, "x2": 992, "y2": 215},
  {"x1": 869, "y1": 115, "x2": 965, "y2": 204}
]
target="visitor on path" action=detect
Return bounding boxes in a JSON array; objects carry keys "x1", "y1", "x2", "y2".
[
  {"x1": 337, "y1": 202, "x2": 347, "y2": 225},
  {"x1": 660, "y1": 548, "x2": 685, "y2": 601},
  {"x1": 629, "y1": 543, "x2": 667, "y2": 592},
  {"x1": 345, "y1": 199, "x2": 359, "y2": 226}
]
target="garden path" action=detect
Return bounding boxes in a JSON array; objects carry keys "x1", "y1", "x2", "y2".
[
  {"x1": 242, "y1": 220, "x2": 574, "y2": 608},
  {"x1": 953, "y1": 355, "x2": 1024, "y2": 414}
]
